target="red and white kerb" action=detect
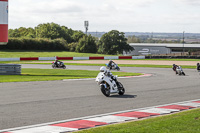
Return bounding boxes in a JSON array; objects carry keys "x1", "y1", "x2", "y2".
[{"x1": 0, "y1": 0, "x2": 8, "y2": 45}]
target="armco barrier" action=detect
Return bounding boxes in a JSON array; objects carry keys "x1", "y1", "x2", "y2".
[
  {"x1": 104, "y1": 56, "x2": 119, "y2": 60},
  {"x1": 73, "y1": 57, "x2": 89, "y2": 60},
  {"x1": 0, "y1": 64, "x2": 21, "y2": 75},
  {"x1": 89, "y1": 57, "x2": 104, "y2": 60},
  {"x1": 0, "y1": 56, "x2": 145, "y2": 61},
  {"x1": 39, "y1": 57, "x2": 56, "y2": 61},
  {"x1": 0, "y1": 58, "x2": 20, "y2": 61},
  {"x1": 20, "y1": 57, "x2": 39, "y2": 61}
]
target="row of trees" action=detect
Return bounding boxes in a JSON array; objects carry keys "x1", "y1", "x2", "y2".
[
  {"x1": 6, "y1": 23, "x2": 133, "y2": 55},
  {"x1": 127, "y1": 35, "x2": 182, "y2": 44}
]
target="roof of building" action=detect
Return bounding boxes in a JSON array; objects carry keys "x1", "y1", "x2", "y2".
[{"x1": 129, "y1": 43, "x2": 200, "y2": 48}]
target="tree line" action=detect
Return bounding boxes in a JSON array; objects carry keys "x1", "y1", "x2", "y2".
[{"x1": 2, "y1": 22, "x2": 133, "y2": 55}]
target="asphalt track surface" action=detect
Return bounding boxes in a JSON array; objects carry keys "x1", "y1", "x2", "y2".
[{"x1": 0, "y1": 64, "x2": 200, "y2": 130}]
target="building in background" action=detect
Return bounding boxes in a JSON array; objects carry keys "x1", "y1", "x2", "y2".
[{"x1": 124, "y1": 43, "x2": 200, "y2": 56}]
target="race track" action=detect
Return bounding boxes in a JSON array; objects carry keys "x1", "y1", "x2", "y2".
[{"x1": 0, "y1": 64, "x2": 200, "y2": 130}]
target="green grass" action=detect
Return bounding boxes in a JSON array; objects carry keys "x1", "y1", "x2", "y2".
[
  {"x1": 0, "y1": 50, "x2": 117, "y2": 58},
  {"x1": 0, "y1": 50, "x2": 199, "y2": 61},
  {"x1": 0, "y1": 61, "x2": 197, "y2": 69},
  {"x1": 54, "y1": 63, "x2": 196, "y2": 69},
  {"x1": 77, "y1": 108, "x2": 200, "y2": 133},
  {"x1": 0, "y1": 68, "x2": 142, "y2": 82}
]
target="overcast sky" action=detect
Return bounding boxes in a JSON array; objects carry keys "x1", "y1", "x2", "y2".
[{"x1": 9, "y1": 0, "x2": 200, "y2": 33}]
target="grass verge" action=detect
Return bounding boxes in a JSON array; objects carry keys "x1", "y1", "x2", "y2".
[
  {"x1": 62, "y1": 63, "x2": 197, "y2": 69},
  {"x1": 0, "y1": 68, "x2": 142, "y2": 83},
  {"x1": 77, "y1": 108, "x2": 200, "y2": 133},
  {"x1": 0, "y1": 50, "x2": 118, "y2": 58},
  {"x1": 0, "y1": 61, "x2": 197, "y2": 69}
]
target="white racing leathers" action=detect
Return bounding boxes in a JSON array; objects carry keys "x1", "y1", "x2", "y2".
[
  {"x1": 176, "y1": 66, "x2": 185, "y2": 76},
  {"x1": 95, "y1": 71, "x2": 125, "y2": 97}
]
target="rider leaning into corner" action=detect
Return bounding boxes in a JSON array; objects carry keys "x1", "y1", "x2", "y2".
[
  {"x1": 100, "y1": 66, "x2": 119, "y2": 85},
  {"x1": 197, "y1": 63, "x2": 200, "y2": 71},
  {"x1": 108, "y1": 60, "x2": 115, "y2": 69},
  {"x1": 172, "y1": 64, "x2": 178, "y2": 74},
  {"x1": 54, "y1": 59, "x2": 60, "y2": 67}
]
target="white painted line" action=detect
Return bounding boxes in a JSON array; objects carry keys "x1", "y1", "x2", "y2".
[
  {"x1": 63, "y1": 78, "x2": 95, "y2": 81},
  {"x1": 1, "y1": 99, "x2": 199, "y2": 133},
  {"x1": 86, "y1": 115, "x2": 137, "y2": 124},
  {"x1": 139, "y1": 108, "x2": 179, "y2": 114},
  {"x1": 176, "y1": 102, "x2": 200, "y2": 107},
  {"x1": 11, "y1": 125, "x2": 77, "y2": 133},
  {"x1": 62, "y1": 74, "x2": 152, "y2": 81}
]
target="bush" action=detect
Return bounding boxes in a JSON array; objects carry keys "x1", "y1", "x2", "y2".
[{"x1": 0, "y1": 38, "x2": 68, "y2": 51}]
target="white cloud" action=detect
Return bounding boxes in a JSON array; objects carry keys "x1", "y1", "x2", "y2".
[
  {"x1": 175, "y1": 0, "x2": 200, "y2": 6},
  {"x1": 8, "y1": 0, "x2": 200, "y2": 32}
]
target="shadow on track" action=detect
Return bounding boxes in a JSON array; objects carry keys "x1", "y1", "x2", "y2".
[{"x1": 109, "y1": 94, "x2": 137, "y2": 98}]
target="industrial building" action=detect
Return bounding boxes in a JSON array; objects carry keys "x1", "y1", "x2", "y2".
[{"x1": 124, "y1": 43, "x2": 200, "y2": 56}]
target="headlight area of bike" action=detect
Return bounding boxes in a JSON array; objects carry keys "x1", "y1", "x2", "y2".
[{"x1": 99, "y1": 81, "x2": 109, "y2": 88}]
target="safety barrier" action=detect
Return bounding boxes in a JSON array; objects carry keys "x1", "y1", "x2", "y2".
[
  {"x1": 0, "y1": 56, "x2": 145, "y2": 61},
  {"x1": 0, "y1": 64, "x2": 21, "y2": 75}
]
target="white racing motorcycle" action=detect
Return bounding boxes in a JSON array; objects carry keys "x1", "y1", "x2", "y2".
[
  {"x1": 95, "y1": 67, "x2": 125, "y2": 97},
  {"x1": 176, "y1": 66, "x2": 185, "y2": 76}
]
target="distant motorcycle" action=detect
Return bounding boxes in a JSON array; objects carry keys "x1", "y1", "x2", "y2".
[
  {"x1": 176, "y1": 66, "x2": 185, "y2": 76},
  {"x1": 52, "y1": 61, "x2": 66, "y2": 69},
  {"x1": 197, "y1": 63, "x2": 200, "y2": 74},
  {"x1": 95, "y1": 70, "x2": 125, "y2": 97},
  {"x1": 106, "y1": 63, "x2": 120, "y2": 71}
]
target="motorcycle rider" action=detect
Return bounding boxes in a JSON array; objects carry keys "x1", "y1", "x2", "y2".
[
  {"x1": 108, "y1": 60, "x2": 116, "y2": 70},
  {"x1": 54, "y1": 59, "x2": 61, "y2": 67},
  {"x1": 172, "y1": 64, "x2": 178, "y2": 74},
  {"x1": 100, "y1": 66, "x2": 119, "y2": 85},
  {"x1": 197, "y1": 63, "x2": 200, "y2": 71}
]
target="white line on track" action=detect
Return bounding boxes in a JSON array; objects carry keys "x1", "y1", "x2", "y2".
[
  {"x1": 62, "y1": 73, "x2": 152, "y2": 81},
  {"x1": 0, "y1": 99, "x2": 199, "y2": 133}
]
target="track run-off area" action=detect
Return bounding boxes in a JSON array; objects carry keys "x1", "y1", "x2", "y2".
[{"x1": 0, "y1": 63, "x2": 200, "y2": 132}]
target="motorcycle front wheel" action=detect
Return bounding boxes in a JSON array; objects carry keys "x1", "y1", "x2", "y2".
[
  {"x1": 63, "y1": 65, "x2": 66, "y2": 69},
  {"x1": 101, "y1": 85, "x2": 110, "y2": 97},
  {"x1": 117, "y1": 82, "x2": 125, "y2": 95},
  {"x1": 182, "y1": 72, "x2": 185, "y2": 76}
]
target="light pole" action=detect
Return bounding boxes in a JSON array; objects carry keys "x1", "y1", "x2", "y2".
[{"x1": 84, "y1": 21, "x2": 89, "y2": 35}]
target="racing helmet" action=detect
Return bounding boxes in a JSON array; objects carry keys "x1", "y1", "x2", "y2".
[{"x1": 100, "y1": 66, "x2": 107, "y2": 73}]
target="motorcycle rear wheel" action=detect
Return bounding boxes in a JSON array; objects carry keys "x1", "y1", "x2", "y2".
[{"x1": 101, "y1": 85, "x2": 110, "y2": 97}]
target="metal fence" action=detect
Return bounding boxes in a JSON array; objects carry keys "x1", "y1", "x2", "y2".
[{"x1": 0, "y1": 64, "x2": 21, "y2": 75}]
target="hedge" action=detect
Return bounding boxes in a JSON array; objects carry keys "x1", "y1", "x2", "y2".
[{"x1": 0, "y1": 38, "x2": 68, "y2": 51}]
